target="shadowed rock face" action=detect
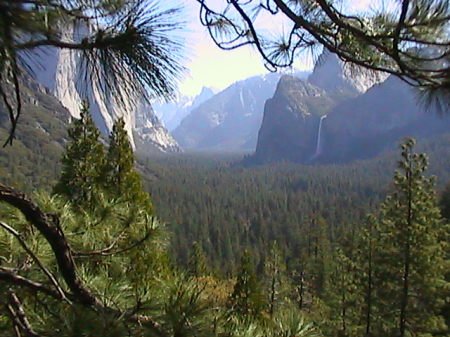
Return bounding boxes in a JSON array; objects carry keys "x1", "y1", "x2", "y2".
[
  {"x1": 27, "y1": 22, "x2": 181, "y2": 154},
  {"x1": 308, "y1": 51, "x2": 388, "y2": 95},
  {"x1": 249, "y1": 54, "x2": 449, "y2": 165},
  {"x1": 319, "y1": 76, "x2": 450, "y2": 163}
]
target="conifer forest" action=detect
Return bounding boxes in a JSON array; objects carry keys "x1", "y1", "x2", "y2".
[{"x1": 0, "y1": 0, "x2": 449, "y2": 336}]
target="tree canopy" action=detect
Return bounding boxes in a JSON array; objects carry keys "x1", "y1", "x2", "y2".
[
  {"x1": 53, "y1": 102, "x2": 105, "y2": 208},
  {"x1": 197, "y1": 0, "x2": 449, "y2": 108}
]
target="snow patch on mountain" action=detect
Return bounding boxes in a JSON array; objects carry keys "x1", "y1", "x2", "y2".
[{"x1": 153, "y1": 87, "x2": 217, "y2": 131}]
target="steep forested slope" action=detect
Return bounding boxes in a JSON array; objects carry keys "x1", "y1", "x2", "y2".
[{"x1": 0, "y1": 76, "x2": 70, "y2": 190}]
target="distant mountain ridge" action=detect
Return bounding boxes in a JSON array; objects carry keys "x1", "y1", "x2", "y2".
[
  {"x1": 249, "y1": 52, "x2": 450, "y2": 165},
  {"x1": 172, "y1": 71, "x2": 310, "y2": 152},
  {"x1": 308, "y1": 50, "x2": 388, "y2": 95},
  {"x1": 319, "y1": 76, "x2": 450, "y2": 163},
  {"x1": 153, "y1": 87, "x2": 216, "y2": 131}
]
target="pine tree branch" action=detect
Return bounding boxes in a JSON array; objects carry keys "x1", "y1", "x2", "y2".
[
  {"x1": 5, "y1": 302, "x2": 24, "y2": 337},
  {"x1": 0, "y1": 183, "x2": 166, "y2": 336},
  {"x1": 199, "y1": 0, "x2": 449, "y2": 91},
  {"x1": 0, "y1": 184, "x2": 100, "y2": 306},
  {"x1": 0, "y1": 267, "x2": 64, "y2": 299},
  {"x1": 6, "y1": 292, "x2": 42, "y2": 337},
  {"x1": 0, "y1": 221, "x2": 69, "y2": 303},
  {"x1": 0, "y1": 9, "x2": 22, "y2": 147},
  {"x1": 1, "y1": 0, "x2": 185, "y2": 145},
  {"x1": 73, "y1": 224, "x2": 154, "y2": 257}
]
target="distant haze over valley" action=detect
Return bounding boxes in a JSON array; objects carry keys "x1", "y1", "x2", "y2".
[
  {"x1": 10, "y1": 41, "x2": 450, "y2": 167},
  {"x1": 158, "y1": 51, "x2": 449, "y2": 164},
  {"x1": 251, "y1": 52, "x2": 449, "y2": 165},
  {"x1": 171, "y1": 71, "x2": 310, "y2": 152},
  {"x1": 152, "y1": 87, "x2": 217, "y2": 132}
]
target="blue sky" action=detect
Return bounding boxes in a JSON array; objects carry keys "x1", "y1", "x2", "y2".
[{"x1": 176, "y1": 0, "x2": 376, "y2": 96}]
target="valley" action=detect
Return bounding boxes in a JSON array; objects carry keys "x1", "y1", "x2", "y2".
[
  {"x1": 1, "y1": 47, "x2": 449, "y2": 272},
  {"x1": 0, "y1": 3, "x2": 448, "y2": 334},
  {"x1": 143, "y1": 135, "x2": 450, "y2": 271}
]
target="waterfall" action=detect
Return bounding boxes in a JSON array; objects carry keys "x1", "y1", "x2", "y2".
[
  {"x1": 239, "y1": 87, "x2": 245, "y2": 107},
  {"x1": 313, "y1": 114, "x2": 327, "y2": 158}
]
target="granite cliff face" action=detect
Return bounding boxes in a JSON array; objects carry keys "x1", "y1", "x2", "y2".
[
  {"x1": 172, "y1": 72, "x2": 309, "y2": 152},
  {"x1": 251, "y1": 76, "x2": 336, "y2": 164},
  {"x1": 133, "y1": 104, "x2": 180, "y2": 153},
  {"x1": 29, "y1": 22, "x2": 181, "y2": 153},
  {"x1": 308, "y1": 51, "x2": 388, "y2": 95},
  {"x1": 250, "y1": 53, "x2": 449, "y2": 165}
]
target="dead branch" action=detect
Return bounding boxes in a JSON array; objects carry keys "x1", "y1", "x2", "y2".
[{"x1": 0, "y1": 267, "x2": 64, "y2": 299}]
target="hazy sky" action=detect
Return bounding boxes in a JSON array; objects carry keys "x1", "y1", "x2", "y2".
[{"x1": 177, "y1": 0, "x2": 377, "y2": 97}]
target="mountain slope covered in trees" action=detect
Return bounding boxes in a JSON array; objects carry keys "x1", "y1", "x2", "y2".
[
  {"x1": 0, "y1": 74, "x2": 70, "y2": 190},
  {"x1": 172, "y1": 72, "x2": 309, "y2": 152}
]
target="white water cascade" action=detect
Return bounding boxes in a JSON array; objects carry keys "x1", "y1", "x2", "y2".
[{"x1": 313, "y1": 114, "x2": 327, "y2": 158}]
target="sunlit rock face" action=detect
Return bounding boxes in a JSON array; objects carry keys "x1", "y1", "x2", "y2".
[
  {"x1": 308, "y1": 50, "x2": 388, "y2": 96},
  {"x1": 29, "y1": 22, "x2": 181, "y2": 153},
  {"x1": 133, "y1": 104, "x2": 181, "y2": 153}
]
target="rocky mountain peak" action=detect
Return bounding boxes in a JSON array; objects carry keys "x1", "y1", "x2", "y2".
[
  {"x1": 250, "y1": 66, "x2": 450, "y2": 165},
  {"x1": 277, "y1": 76, "x2": 326, "y2": 102},
  {"x1": 250, "y1": 76, "x2": 337, "y2": 164},
  {"x1": 308, "y1": 51, "x2": 388, "y2": 94},
  {"x1": 152, "y1": 87, "x2": 216, "y2": 132}
]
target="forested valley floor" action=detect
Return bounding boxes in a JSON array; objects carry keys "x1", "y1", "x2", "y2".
[
  {"x1": 143, "y1": 135, "x2": 450, "y2": 272},
  {"x1": 1, "y1": 112, "x2": 449, "y2": 336}
]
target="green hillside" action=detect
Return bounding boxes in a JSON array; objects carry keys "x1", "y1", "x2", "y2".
[{"x1": 0, "y1": 77, "x2": 70, "y2": 191}]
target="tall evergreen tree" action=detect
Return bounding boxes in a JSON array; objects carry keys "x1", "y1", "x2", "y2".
[
  {"x1": 228, "y1": 250, "x2": 266, "y2": 318},
  {"x1": 103, "y1": 117, "x2": 153, "y2": 214},
  {"x1": 368, "y1": 138, "x2": 448, "y2": 337},
  {"x1": 322, "y1": 247, "x2": 362, "y2": 337},
  {"x1": 439, "y1": 183, "x2": 450, "y2": 220},
  {"x1": 263, "y1": 242, "x2": 290, "y2": 317},
  {"x1": 355, "y1": 215, "x2": 379, "y2": 337},
  {"x1": 304, "y1": 216, "x2": 332, "y2": 300},
  {"x1": 53, "y1": 102, "x2": 105, "y2": 208},
  {"x1": 188, "y1": 241, "x2": 210, "y2": 277}
]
